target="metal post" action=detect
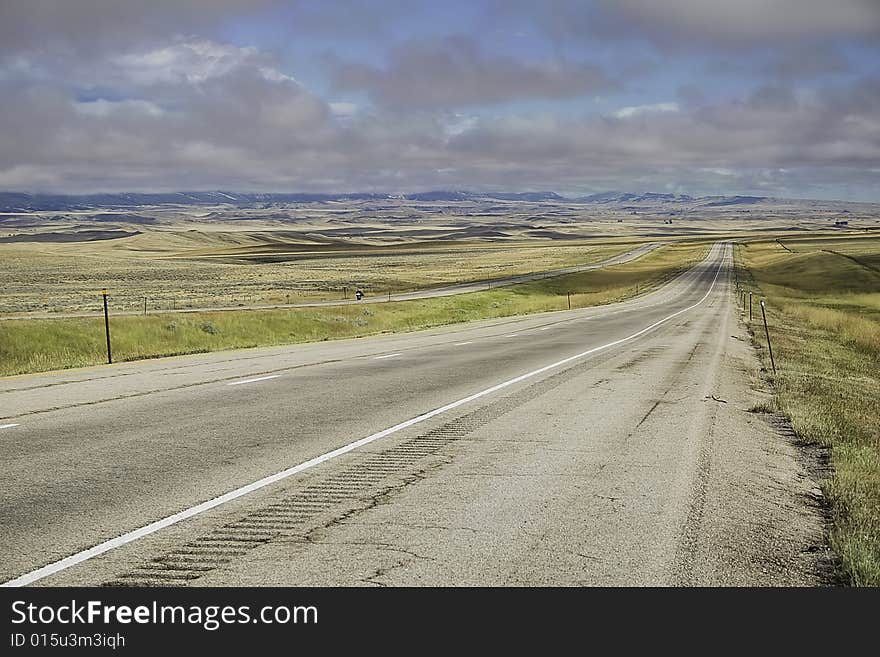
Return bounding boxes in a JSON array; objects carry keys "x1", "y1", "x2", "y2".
[
  {"x1": 749, "y1": 292, "x2": 752, "y2": 321},
  {"x1": 567, "y1": 291, "x2": 571, "y2": 310},
  {"x1": 143, "y1": 296, "x2": 147, "y2": 315},
  {"x1": 760, "y1": 300, "x2": 777, "y2": 375},
  {"x1": 102, "y1": 289, "x2": 112, "y2": 364}
]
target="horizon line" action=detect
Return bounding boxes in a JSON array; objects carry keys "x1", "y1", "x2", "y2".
[{"x1": 1, "y1": 189, "x2": 877, "y2": 206}]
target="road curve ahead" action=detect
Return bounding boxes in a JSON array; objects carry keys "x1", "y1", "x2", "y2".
[
  {"x1": 0, "y1": 242, "x2": 827, "y2": 586},
  {"x1": 0, "y1": 241, "x2": 659, "y2": 320}
]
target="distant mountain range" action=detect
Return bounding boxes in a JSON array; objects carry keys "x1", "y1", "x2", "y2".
[
  {"x1": 0, "y1": 190, "x2": 576, "y2": 211},
  {"x1": 0, "y1": 189, "x2": 822, "y2": 213}
]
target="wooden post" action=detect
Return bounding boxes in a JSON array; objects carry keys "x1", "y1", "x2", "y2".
[
  {"x1": 760, "y1": 300, "x2": 777, "y2": 375},
  {"x1": 102, "y1": 290, "x2": 112, "y2": 364}
]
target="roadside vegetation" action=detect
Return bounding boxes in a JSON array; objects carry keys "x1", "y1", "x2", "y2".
[
  {"x1": 736, "y1": 233, "x2": 880, "y2": 585},
  {"x1": 0, "y1": 241, "x2": 710, "y2": 376}
]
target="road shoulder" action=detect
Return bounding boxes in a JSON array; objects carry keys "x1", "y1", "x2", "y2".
[{"x1": 674, "y1": 299, "x2": 833, "y2": 585}]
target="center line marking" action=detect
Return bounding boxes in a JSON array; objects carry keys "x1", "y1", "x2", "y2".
[
  {"x1": 0, "y1": 423, "x2": 19, "y2": 430},
  {"x1": 374, "y1": 353, "x2": 402, "y2": 360},
  {"x1": 454, "y1": 341, "x2": 473, "y2": 346},
  {"x1": 1, "y1": 244, "x2": 727, "y2": 588},
  {"x1": 227, "y1": 375, "x2": 279, "y2": 386}
]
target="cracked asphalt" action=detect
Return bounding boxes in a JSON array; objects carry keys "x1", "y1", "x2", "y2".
[{"x1": 1, "y1": 242, "x2": 829, "y2": 586}]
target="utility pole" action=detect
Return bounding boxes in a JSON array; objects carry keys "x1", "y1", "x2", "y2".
[
  {"x1": 760, "y1": 300, "x2": 777, "y2": 375},
  {"x1": 102, "y1": 289, "x2": 112, "y2": 364}
]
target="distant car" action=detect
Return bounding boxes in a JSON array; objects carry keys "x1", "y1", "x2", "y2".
[{"x1": 355, "y1": 289, "x2": 364, "y2": 300}]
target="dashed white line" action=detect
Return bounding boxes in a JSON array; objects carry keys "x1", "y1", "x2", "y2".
[
  {"x1": 0, "y1": 423, "x2": 19, "y2": 430},
  {"x1": 539, "y1": 326, "x2": 552, "y2": 331},
  {"x1": 504, "y1": 333, "x2": 520, "y2": 338},
  {"x1": 454, "y1": 341, "x2": 473, "y2": 346},
  {"x1": 1, "y1": 244, "x2": 726, "y2": 588},
  {"x1": 227, "y1": 375, "x2": 280, "y2": 386},
  {"x1": 374, "y1": 353, "x2": 402, "y2": 360}
]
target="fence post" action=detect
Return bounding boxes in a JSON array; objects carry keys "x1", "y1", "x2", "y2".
[
  {"x1": 143, "y1": 296, "x2": 147, "y2": 315},
  {"x1": 567, "y1": 291, "x2": 571, "y2": 310},
  {"x1": 760, "y1": 299, "x2": 777, "y2": 375},
  {"x1": 749, "y1": 292, "x2": 752, "y2": 321},
  {"x1": 102, "y1": 289, "x2": 112, "y2": 365}
]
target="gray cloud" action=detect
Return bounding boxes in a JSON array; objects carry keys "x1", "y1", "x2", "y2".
[
  {"x1": 330, "y1": 36, "x2": 615, "y2": 109},
  {"x1": 766, "y1": 46, "x2": 851, "y2": 79},
  {"x1": 599, "y1": 0, "x2": 880, "y2": 44},
  {"x1": 0, "y1": 3, "x2": 878, "y2": 200},
  {"x1": 498, "y1": 0, "x2": 880, "y2": 50},
  {"x1": 0, "y1": 1, "x2": 281, "y2": 53},
  {"x1": 1, "y1": 33, "x2": 877, "y2": 200}
]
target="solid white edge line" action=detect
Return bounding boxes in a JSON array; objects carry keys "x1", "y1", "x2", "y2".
[
  {"x1": 454, "y1": 342, "x2": 473, "y2": 346},
  {"x1": 2, "y1": 244, "x2": 726, "y2": 587},
  {"x1": 0, "y1": 423, "x2": 19, "y2": 430},
  {"x1": 227, "y1": 375, "x2": 280, "y2": 386},
  {"x1": 373, "y1": 353, "x2": 402, "y2": 360}
]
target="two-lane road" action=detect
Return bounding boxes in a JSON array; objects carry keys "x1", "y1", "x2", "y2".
[{"x1": 0, "y1": 242, "x2": 828, "y2": 586}]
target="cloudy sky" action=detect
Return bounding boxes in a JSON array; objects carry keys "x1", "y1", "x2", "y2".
[{"x1": 1, "y1": 1, "x2": 878, "y2": 200}]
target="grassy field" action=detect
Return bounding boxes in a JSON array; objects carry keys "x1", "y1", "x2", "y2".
[
  {"x1": 0, "y1": 230, "x2": 647, "y2": 314},
  {"x1": 736, "y1": 233, "x2": 880, "y2": 585},
  {"x1": 0, "y1": 241, "x2": 710, "y2": 376}
]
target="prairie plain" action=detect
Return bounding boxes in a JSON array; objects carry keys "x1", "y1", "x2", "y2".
[{"x1": 2, "y1": 194, "x2": 876, "y2": 315}]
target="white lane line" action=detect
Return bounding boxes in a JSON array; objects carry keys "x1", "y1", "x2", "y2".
[
  {"x1": 374, "y1": 353, "x2": 402, "y2": 360},
  {"x1": 504, "y1": 333, "x2": 520, "y2": 338},
  {"x1": 539, "y1": 326, "x2": 552, "y2": 331},
  {"x1": 1, "y1": 244, "x2": 726, "y2": 588},
  {"x1": 454, "y1": 341, "x2": 473, "y2": 346},
  {"x1": 0, "y1": 423, "x2": 19, "y2": 430},
  {"x1": 227, "y1": 375, "x2": 280, "y2": 386}
]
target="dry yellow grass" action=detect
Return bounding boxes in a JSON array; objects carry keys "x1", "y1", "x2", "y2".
[
  {"x1": 0, "y1": 230, "x2": 647, "y2": 314},
  {"x1": 737, "y1": 234, "x2": 880, "y2": 585},
  {"x1": 0, "y1": 241, "x2": 710, "y2": 377}
]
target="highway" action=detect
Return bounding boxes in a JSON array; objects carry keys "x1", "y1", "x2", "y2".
[
  {"x1": 0, "y1": 241, "x2": 659, "y2": 320},
  {"x1": 0, "y1": 242, "x2": 827, "y2": 586}
]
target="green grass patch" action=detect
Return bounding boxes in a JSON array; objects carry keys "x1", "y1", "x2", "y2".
[{"x1": 737, "y1": 236, "x2": 880, "y2": 586}]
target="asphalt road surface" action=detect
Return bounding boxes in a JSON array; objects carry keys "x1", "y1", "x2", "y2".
[
  {"x1": 0, "y1": 242, "x2": 828, "y2": 586},
  {"x1": 0, "y1": 242, "x2": 659, "y2": 320}
]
